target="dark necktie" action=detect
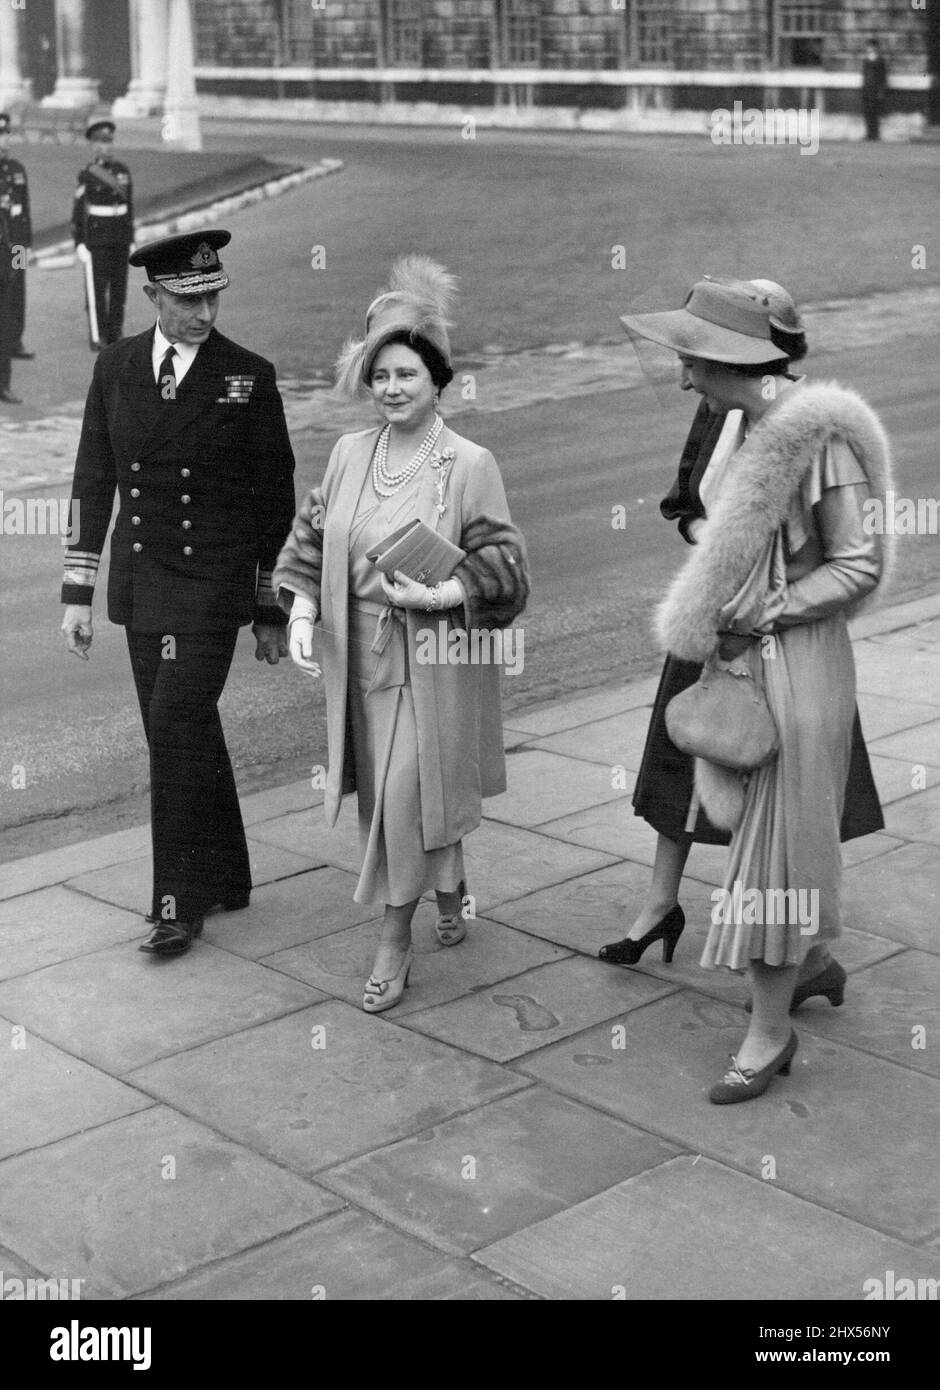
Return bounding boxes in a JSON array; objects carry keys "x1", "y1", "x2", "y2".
[{"x1": 158, "y1": 345, "x2": 177, "y2": 400}]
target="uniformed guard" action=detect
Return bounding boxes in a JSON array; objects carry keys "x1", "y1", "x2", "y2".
[
  {"x1": 60, "y1": 229, "x2": 297, "y2": 957},
  {"x1": 72, "y1": 119, "x2": 134, "y2": 347},
  {"x1": 0, "y1": 112, "x2": 33, "y2": 361}
]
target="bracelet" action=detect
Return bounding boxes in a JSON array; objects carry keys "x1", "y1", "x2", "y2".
[
  {"x1": 425, "y1": 583, "x2": 441, "y2": 612},
  {"x1": 288, "y1": 612, "x2": 317, "y2": 628}
]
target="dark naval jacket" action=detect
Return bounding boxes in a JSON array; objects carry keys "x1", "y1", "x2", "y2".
[
  {"x1": 0, "y1": 150, "x2": 31, "y2": 249},
  {"x1": 61, "y1": 326, "x2": 296, "y2": 632}
]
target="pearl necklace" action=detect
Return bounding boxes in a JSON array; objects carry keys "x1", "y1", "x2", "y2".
[{"x1": 372, "y1": 414, "x2": 443, "y2": 497}]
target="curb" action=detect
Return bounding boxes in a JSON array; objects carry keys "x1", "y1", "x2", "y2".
[{"x1": 31, "y1": 156, "x2": 343, "y2": 268}]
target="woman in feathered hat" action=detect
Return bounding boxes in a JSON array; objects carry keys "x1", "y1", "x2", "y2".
[
  {"x1": 616, "y1": 275, "x2": 892, "y2": 1103},
  {"x1": 273, "y1": 257, "x2": 529, "y2": 1013}
]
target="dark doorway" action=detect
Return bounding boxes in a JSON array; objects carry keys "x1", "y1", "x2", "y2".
[
  {"x1": 22, "y1": 0, "x2": 58, "y2": 99},
  {"x1": 88, "y1": 0, "x2": 131, "y2": 102}
]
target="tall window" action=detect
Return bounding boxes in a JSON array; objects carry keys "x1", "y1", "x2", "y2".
[
  {"x1": 282, "y1": 0, "x2": 316, "y2": 64},
  {"x1": 500, "y1": 0, "x2": 542, "y2": 67},
  {"x1": 774, "y1": 2, "x2": 830, "y2": 66},
  {"x1": 623, "y1": 2, "x2": 674, "y2": 67},
  {"x1": 385, "y1": 0, "x2": 424, "y2": 67}
]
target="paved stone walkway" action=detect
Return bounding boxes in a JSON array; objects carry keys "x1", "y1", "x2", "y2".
[{"x1": 1, "y1": 593, "x2": 938, "y2": 1300}]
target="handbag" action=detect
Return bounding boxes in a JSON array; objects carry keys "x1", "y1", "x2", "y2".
[{"x1": 665, "y1": 649, "x2": 779, "y2": 771}]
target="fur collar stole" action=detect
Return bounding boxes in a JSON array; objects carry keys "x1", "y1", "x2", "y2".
[{"x1": 656, "y1": 380, "x2": 895, "y2": 663}]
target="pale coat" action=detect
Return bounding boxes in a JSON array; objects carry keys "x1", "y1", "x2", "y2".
[{"x1": 276, "y1": 423, "x2": 519, "y2": 849}]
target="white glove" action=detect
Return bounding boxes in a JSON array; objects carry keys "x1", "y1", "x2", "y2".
[
  {"x1": 75, "y1": 243, "x2": 91, "y2": 265},
  {"x1": 288, "y1": 594, "x2": 321, "y2": 676}
]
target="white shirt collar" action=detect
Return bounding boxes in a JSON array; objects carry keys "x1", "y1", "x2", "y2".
[{"x1": 152, "y1": 321, "x2": 200, "y2": 383}]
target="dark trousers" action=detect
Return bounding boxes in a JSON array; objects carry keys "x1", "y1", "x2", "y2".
[
  {"x1": 10, "y1": 266, "x2": 26, "y2": 348},
  {"x1": 0, "y1": 267, "x2": 14, "y2": 391},
  {"x1": 862, "y1": 98, "x2": 881, "y2": 141},
  {"x1": 126, "y1": 628, "x2": 251, "y2": 922},
  {"x1": 90, "y1": 243, "x2": 130, "y2": 344}
]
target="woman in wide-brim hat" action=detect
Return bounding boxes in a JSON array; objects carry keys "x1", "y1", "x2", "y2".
[
  {"x1": 614, "y1": 275, "x2": 893, "y2": 1103},
  {"x1": 272, "y1": 256, "x2": 529, "y2": 1014},
  {"x1": 599, "y1": 280, "x2": 884, "y2": 1011}
]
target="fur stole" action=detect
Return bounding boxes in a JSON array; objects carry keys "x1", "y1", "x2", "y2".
[
  {"x1": 272, "y1": 495, "x2": 530, "y2": 630},
  {"x1": 272, "y1": 485, "x2": 325, "y2": 609},
  {"x1": 655, "y1": 381, "x2": 895, "y2": 664},
  {"x1": 454, "y1": 514, "x2": 530, "y2": 629}
]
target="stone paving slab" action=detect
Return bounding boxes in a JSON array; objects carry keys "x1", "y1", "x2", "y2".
[
  {"x1": 882, "y1": 784, "x2": 940, "y2": 846},
  {"x1": 850, "y1": 594, "x2": 940, "y2": 642},
  {"x1": 0, "y1": 1012, "x2": 153, "y2": 1161},
  {"x1": 870, "y1": 619, "x2": 940, "y2": 652},
  {"x1": 127, "y1": 1001, "x2": 531, "y2": 1176},
  {"x1": 797, "y1": 949, "x2": 940, "y2": 1078},
  {"x1": 0, "y1": 1107, "x2": 340, "y2": 1300},
  {"x1": 853, "y1": 643, "x2": 940, "y2": 703},
  {"x1": 264, "y1": 917, "x2": 569, "y2": 1017},
  {"x1": 0, "y1": 824, "x2": 152, "y2": 904},
  {"x1": 473, "y1": 1155, "x2": 940, "y2": 1301},
  {"x1": 205, "y1": 868, "x2": 378, "y2": 961},
  {"x1": 246, "y1": 803, "x2": 618, "y2": 913},
  {"x1": 0, "y1": 1244, "x2": 42, "y2": 1281},
  {"x1": 867, "y1": 754, "x2": 940, "y2": 804},
  {"x1": 487, "y1": 860, "x2": 721, "y2": 964},
  {"x1": 0, "y1": 886, "x2": 143, "y2": 983},
  {"x1": 245, "y1": 801, "x2": 360, "y2": 874},
  {"x1": 481, "y1": 750, "x2": 630, "y2": 828},
  {"x1": 136, "y1": 1209, "x2": 523, "y2": 1301},
  {"x1": 0, "y1": 942, "x2": 323, "y2": 1074},
  {"x1": 856, "y1": 691, "x2": 940, "y2": 740},
  {"x1": 839, "y1": 831, "x2": 909, "y2": 869},
  {"x1": 843, "y1": 843, "x2": 940, "y2": 954},
  {"x1": 399, "y1": 954, "x2": 675, "y2": 1062},
  {"x1": 64, "y1": 841, "x2": 317, "y2": 918},
  {"x1": 240, "y1": 781, "x2": 322, "y2": 827},
  {"x1": 870, "y1": 719, "x2": 940, "y2": 770},
  {"x1": 513, "y1": 993, "x2": 940, "y2": 1245},
  {"x1": 501, "y1": 680, "x2": 658, "y2": 738},
  {"x1": 630, "y1": 925, "x2": 903, "y2": 1010},
  {"x1": 320, "y1": 1087, "x2": 678, "y2": 1257},
  {"x1": 530, "y1": 712, "x2": 653, "y2": 773}
]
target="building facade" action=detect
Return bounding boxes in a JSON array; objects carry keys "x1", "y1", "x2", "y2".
[{"x1": 0, "y1": 1, "x2": 932, "y2": 136}]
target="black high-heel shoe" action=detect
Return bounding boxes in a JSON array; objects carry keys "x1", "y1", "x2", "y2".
[
  {"x1": 745, "y1": 958, "x2": 846, "y2": 1014},
  {"x1": 598, "y1": 905, "x2": 685, "y2": 966}
]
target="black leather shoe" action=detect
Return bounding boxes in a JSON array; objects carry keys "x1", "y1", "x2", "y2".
[
  {"x1": 138, "y1": 918, "x2": 204, "y2": 956},
  {"x1": 144, "y1": 894, "x2": 249, "y2": 925},
  {"x1": 0, "y1": 389, "x2": 23, "y2": 405},
  {"x1": 599, "y1": 904, "x2": 685, "y2": 966},
  {"x1": 12, "y1": 347, "x2": 35, "y2": 360}
]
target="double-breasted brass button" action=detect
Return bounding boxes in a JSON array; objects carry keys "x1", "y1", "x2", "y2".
[
  {"x1": 181, "y1": 495, "x2": 191, "y2": 504},
  {"x1": 183, "y1": 545, "x2": 193, "y2": 556},
  {"x1": 131, "y1": 515, "x2": 141, "y2": 525},
  {"x1": 130, "y1": 488, "x2": 140, "y2": 498},
  {"x1": 182, "y1": 519, "x2": 192, "y2": 530},
  {"x1": 130, "y1": 461, "x2": 141, "y2": 472},
  {"x1": 180, "y1": 468, "x2": 191, "y2": 478},
  {"x1": 132, "y1": 542, "x2": 143, "y2": 553}
]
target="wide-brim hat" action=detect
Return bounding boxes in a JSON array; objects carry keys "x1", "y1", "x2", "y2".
[
  {"x1": 129, "y1": 229, "x2": 231, "y2": 295},
  {"x1": 86, "y1": 119, "x2": 116, "y2": 141},
  {"x1": 620, "y1": 277, "x2": 790, "y2": 365},
  {"x1": 334, "y1": 255, "x2": 456, "y2": 398}
]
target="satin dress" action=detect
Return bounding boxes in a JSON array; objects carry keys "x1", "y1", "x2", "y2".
[{"x1": 345, "y1": 464, "x2": 465, "y2": 907}]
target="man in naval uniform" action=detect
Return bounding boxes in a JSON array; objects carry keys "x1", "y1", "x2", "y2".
[
  {"x1": 60, "y1": 230, "x2": 296, "y2": 957},
  {"x1": 0, "y1": 112, "x2": 33, "y2": 362},
  {"x1": 72, "y1": 119, "x2": 134, "y2": 346}
]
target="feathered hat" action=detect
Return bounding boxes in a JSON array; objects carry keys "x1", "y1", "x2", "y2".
[{"x1": 334, "y1": 255, "x2": 457, "y2": 398}]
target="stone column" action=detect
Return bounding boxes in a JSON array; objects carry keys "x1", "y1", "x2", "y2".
[
  {"x1": 45, "y1": 0, "x2": 100, "y2": 107},
  {"x1": 114, "y1": 0, "x2": 169, "y2": 117},
  {"x1": 162, "y1": 0, "x2": 202, "y2": 150},
  {"x1": 0, "y1": 3, "x2": 30, "y2": 108}
]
